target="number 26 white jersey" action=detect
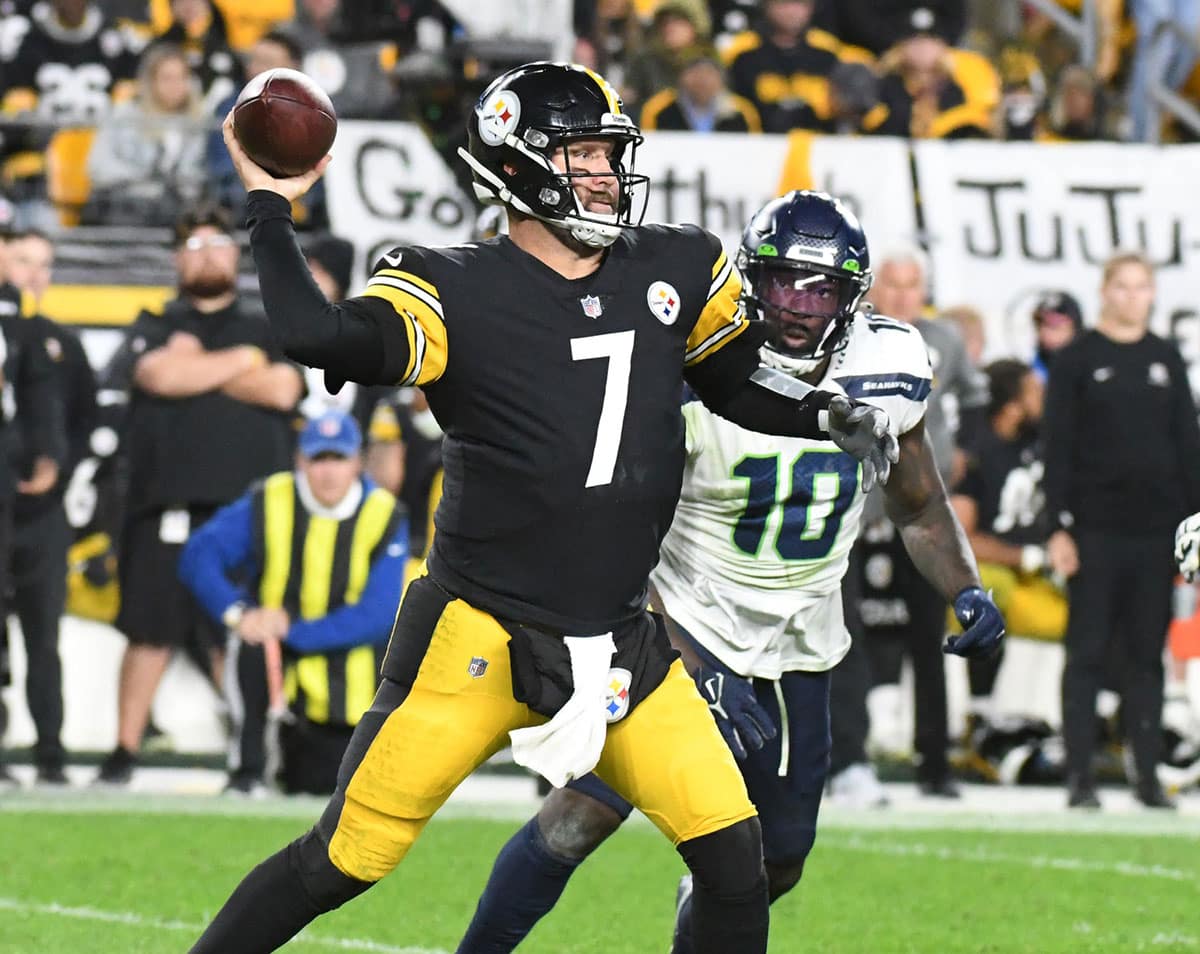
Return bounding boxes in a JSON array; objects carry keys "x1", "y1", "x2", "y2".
[{"x1": 651, "y1": 313, "x2": 932, "y2": 678}]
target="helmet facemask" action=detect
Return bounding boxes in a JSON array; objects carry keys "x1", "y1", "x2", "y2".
[
  {"x1": 505, "y1": 128, "x2": 649, "y2": 248},
  {"x1": 743, "y1": 261, "x2": 869, "y2": 375}
]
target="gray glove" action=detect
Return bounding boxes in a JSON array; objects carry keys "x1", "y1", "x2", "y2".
[{"x1": 825, "y1": 395, "x2": 899, "y2": 492}]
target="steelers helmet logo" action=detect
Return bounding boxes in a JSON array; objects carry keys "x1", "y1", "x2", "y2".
[{"x1": 478, "y1": 89, "x2": 522, "y2": 147}]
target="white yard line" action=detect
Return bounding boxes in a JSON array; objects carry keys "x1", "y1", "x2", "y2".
[
  {"x1": 0, "y1": 896, "x2": 450, "y2": 954},
  {"x1": 823, "y1": 833, "x2": 1200, "y2": 882}
]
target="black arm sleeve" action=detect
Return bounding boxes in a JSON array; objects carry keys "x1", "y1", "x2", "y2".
[
  {"x1": 245, "y1": 190, "x2": 410, "y2": 387},
  {"x1": 685, "y1": 323, "x2": 835, "y2": 438}
]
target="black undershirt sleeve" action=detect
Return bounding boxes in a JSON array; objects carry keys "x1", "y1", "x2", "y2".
[
  {"x1": 684, "y1": 323, "x2": 836, "y2": 438},
  {"x1": 245, "y1": 190, "x2": 410, "y2": 388}
]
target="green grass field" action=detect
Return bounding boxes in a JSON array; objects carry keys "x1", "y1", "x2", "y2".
[{"x1": 2, "y1": 796, "x2": 1199, "y2": 954}]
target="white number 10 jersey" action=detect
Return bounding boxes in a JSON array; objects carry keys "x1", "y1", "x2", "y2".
[{"x1": 651, "y1": 313, "x2": 933, "y2": 678}]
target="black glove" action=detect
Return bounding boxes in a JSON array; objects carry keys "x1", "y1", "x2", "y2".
[
  {"x1": 694, "y1": 665, "x2": 776, "y2": 761},
  {"x1": 945, "y1": 586, "x2": 1006, "y2": 659}
]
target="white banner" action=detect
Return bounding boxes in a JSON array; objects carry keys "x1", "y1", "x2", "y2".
[
  {"x1": 915, "y1": 140, "x2": 1200, "y2": 373},
  {"x1": 326, "y1": 120, "x2": 474, "y2": 287},
  {"x1": 638, "y1": 131, "x2": 917, "y2": 259}
]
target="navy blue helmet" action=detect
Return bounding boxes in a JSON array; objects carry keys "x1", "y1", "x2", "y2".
[
  {"x1": 736, "y1": 190, "x2": 872, "y2": 364},
  {"x1": 458, "y1": 62, "x2": 648, "y2": 248}
]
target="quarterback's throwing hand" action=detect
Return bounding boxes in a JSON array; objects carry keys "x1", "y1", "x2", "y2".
[
  {"x1": 825, "y1": 395, "x2": 900, "y2": 493},
  {"x1": 694, "y1": 665, "x2": 776, "y2": 761},
  {"x1": 944, "y1": 586, "x2": 1005, "y2": 659},
  {"x1": 1175, "y1": 512, "x2": 1200, "y2": 582}
]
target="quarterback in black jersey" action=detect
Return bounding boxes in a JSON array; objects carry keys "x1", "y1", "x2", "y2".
[{"x1": 191, "y1": 62, "x2": 897, "y2": 954}]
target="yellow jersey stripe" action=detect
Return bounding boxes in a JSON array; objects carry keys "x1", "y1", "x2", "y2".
[
  {"x1": 297, "y1": 655, "x2": 330, "y2": 723},
  {"x1": 259, "y1": 473, "x2": 294, "y2": 608},
  {"x1": 300, "y1": 516, "x2": 338, "y2": 620},
  {"x1": 707, "y1": 252, "x2": 733, "y2": 302},
  {"x1": 687, "y1": 250, "x2": 746, "y2": 365},
  {"x1": 375, "y1": 269, "x2": 440, "y2": 301},
  {"x1": 366, "y1": 275, "x2": 444, "y2": 321},
  {"x1": 343, "y1": 645, "x2": 377, "y2": 724},
  {"x1": 346, "y1": 489, "x2": 397, "y2": 605},
  {"x1": 359, "y1": 288, "x2": 449, "y2": 386},
  {"x1": 685, "y1": 306, "x2": 748, "y2": 364}
]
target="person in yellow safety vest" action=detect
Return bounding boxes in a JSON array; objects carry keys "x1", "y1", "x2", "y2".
[{"x1": 179, "y1": 410, "x2": 408, "y2": 796}]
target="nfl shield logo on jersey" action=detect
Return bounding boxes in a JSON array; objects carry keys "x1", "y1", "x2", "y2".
[
  {"x1": 467, "y1": 656, "x2": 489, "y2": 679},
  {"x1": 646, "y1": 281, "x2": 681, "y2": 325},
  {"x1": 604, "y1": 667, "x2": 633, "y2": 722},
  {"x1": 580, "y1": 295, "x2": 603, "y2": 318}
]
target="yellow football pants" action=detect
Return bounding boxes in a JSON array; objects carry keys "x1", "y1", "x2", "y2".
[{"x1": 326, "y1": 580, "x2": 755, "y2": 882}]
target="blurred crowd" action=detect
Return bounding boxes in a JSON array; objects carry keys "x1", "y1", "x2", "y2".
[
  {"x1": 0, "y1": 1, "x2": 1197, "y2": 230},
  {"x1": 0, "y1": 0, "x2": 1198, "y2": 807}
]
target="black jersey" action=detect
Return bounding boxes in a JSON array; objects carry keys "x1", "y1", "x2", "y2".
[
  {"x1": 955, "y1": 431, "x2": 1047, "y2": 548},
  {"x1": 352, "y1": 226, "x2": 750, "y2": 634},
  {"x1": 1, "y1": 3, "x2": 137, "y2": 122}
]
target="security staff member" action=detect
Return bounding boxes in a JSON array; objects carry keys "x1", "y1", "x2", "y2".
[
  {"x1": 3, "y1": 229, "x2": 97, "y2": 785},
  {"x1": 0, "y1": 230, "x2": 65, "y2": 790},
  {"x1": 1045, "y1": 251, "x2": 1200, "y2": 811},
  {"x1": 179, "y1": 411, "x2": 408, "y2": 795},
  {"x1": 95, "y1": 204, "x2": 302, "y2": 785}
]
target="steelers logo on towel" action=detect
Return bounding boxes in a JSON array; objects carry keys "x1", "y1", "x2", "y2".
[{"x1": 604, "y1": 667, "x2": 632, "y2": 723}]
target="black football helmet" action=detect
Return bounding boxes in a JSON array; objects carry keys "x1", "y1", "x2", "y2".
[
  {"x1": 458, "y1": 62, "x2": 648, "y2": 249},
  {"x1": 736, "y1": 190, "x2": 872, "y2": 371}
]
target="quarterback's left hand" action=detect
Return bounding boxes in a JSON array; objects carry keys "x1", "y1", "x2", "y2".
[
  {"x1": 944, "y1": 586, "x2": 1005, "y2": 659},
  {"x1": 1175, "y1": 511, "x2": 1200, "y2": 582},
  {"x1": 825, "y1": 395, "x2": 900, "y2": 493}
]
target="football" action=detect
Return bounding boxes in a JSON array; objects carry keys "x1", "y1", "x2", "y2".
[{"x1": 232, "y1": 67, "x2": 337, "y2": 178}]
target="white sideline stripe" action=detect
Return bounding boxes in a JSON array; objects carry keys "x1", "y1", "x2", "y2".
[
  {"x1": 0, "y1": 896, "x2": 450, "y2": 953},
  {"x1": 824, "y1": 834, "x2": 1198, "y2": 882}
]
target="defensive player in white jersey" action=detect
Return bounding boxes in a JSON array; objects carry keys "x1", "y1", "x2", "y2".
[{"x1": 454, "y1": 191, "x2": 1006, "y2": 954}]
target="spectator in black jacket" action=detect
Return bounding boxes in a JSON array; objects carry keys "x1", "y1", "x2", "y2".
[
  {"x1": 2, "y1": 229, "x2": 97, "y2": 785},
  {"x1": 1044, "y1": 251, "x2": 1200, "y2": 811}
]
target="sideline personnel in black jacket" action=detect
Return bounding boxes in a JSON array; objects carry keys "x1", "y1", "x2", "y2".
[
  {"x1": 1043, "y1": 250, "x2": 1200, "y2": 811},
  {"x1": 0, "y1": 237, "x2": 66, "y2": 789},
  {"x1": 5, "y1": 229, "x2": 97, "y2": 784}
]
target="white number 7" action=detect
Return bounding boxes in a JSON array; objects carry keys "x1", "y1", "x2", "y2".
[{"x1": 571, "y1": 330, "x2": 635, "y2": 488}]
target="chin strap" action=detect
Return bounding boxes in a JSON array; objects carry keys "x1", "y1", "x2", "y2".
[{"x1": 758, "y1": 346, "x2": 826, "y2": 377}]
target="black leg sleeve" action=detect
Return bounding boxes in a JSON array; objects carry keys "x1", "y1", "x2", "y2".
[
  {"x1": 675, "y1": 818, "x2": 769, "y2": 954},
  {"x1": 189, "y1": 828, "x2": 372, "y2": 954}
]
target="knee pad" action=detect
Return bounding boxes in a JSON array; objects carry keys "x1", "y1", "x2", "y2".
[
  {"x1": 677, "y1": 817, "x2": 766, "y2": 898},
  {"x1": 537, "y1": 787, "x2": 623, "y2": 861},
  {"x1": 290, "y1": 828, "x2": 374, "y2": 911}
]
